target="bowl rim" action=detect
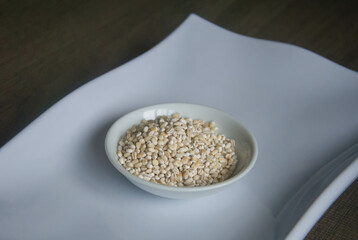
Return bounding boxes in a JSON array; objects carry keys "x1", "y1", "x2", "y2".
[{"x1": 105, "y1": 102, "x2": 258, "y2": 192}]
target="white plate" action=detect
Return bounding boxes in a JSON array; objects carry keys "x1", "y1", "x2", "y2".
[
  {"x1": 1, "y1": 14, "x2": 357, "y2": 240},
  {"x1": 105, "y1": 103, "x2": 258, "y2": 199}
]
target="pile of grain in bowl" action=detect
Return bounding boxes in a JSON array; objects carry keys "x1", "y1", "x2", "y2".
[{"x1": 117, "y1": 113, "x2": 238, "y2": 187}]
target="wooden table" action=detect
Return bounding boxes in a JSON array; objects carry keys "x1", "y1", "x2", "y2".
[{"x1": 1, "y1": 0, "x2": 357, "y2": 239}]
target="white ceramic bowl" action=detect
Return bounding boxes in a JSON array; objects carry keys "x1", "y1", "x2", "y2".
[{"x1": 105, "y1": 103, "x2": 258, "y2": 199}]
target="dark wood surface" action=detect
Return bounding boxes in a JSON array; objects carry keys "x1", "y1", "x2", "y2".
[{"x1": 1, "y1": 0, "x2": 357, "y2": 239}]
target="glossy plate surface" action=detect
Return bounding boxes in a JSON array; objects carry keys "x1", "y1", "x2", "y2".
[{"x1": 0, "y1": 14, "x2": 357, "y2": 240}]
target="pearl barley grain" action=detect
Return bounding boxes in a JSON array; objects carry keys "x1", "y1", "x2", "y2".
[{"x1": 117, "y1": 113, "x2": 238, "y2": 187}]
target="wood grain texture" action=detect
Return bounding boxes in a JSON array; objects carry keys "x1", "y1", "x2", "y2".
[{"x1": 1, "y1": 0, "x2": 357, "y2": 239}]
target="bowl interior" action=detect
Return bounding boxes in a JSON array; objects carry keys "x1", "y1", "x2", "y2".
[{"x1": 105, "y1": 103, "x2": 257, "y2": 188}]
